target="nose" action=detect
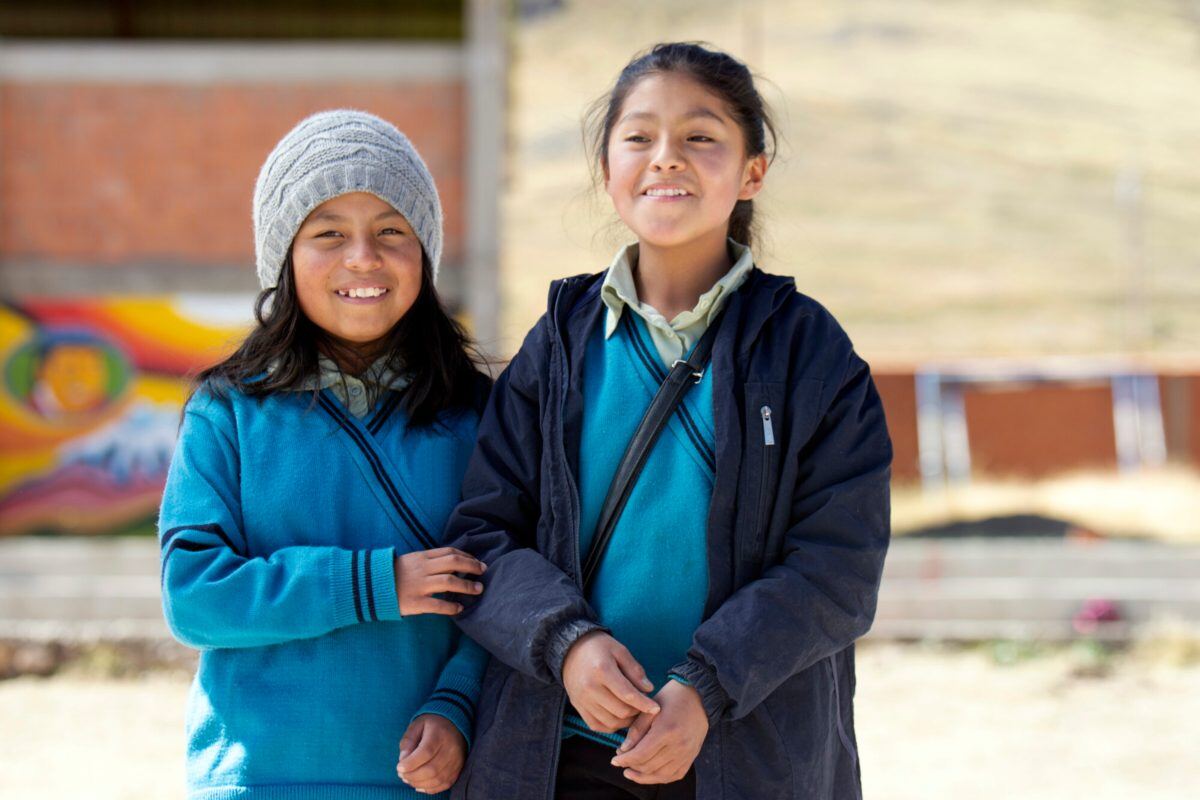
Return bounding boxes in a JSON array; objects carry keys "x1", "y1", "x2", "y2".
[
  {"x1": 649, "y1": 138, "x2": 685, "y2": 172},
  {"x1": 344, "y1": 235, "x2": 383, "y2": 271}
]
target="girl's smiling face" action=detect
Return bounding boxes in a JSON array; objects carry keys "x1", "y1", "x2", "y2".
[
  {"x1": 604, "y1": 71, "x2": 766, "y2": 251},
  {"x1": 291, "y1": 191, "x2": 423, "y2": 362}
]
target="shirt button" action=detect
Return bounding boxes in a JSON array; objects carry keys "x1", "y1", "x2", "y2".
[{"x1": 350, "y1": 386, "x2": 362, "y2": 396}]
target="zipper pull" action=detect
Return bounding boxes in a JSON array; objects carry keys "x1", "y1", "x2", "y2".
[{"x1": 760, "y1": 405, "x2": 775, "y2": 446}]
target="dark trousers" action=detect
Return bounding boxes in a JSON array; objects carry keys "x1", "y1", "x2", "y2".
[{"x1": 555, "y1": 735, "x2": 696, "y2": 800}]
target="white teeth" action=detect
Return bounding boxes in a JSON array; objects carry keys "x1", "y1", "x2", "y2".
[
  {"x1": 338, "y1": 287, "x2": 387, "y2": 298},
  {"x1": 645, "y1": 187, "x2": 689, "y2": 197}
]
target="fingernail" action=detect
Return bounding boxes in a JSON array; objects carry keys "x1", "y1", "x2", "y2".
[{"x1": 474, "y1": 582, "x2": 484, "y2": 592}]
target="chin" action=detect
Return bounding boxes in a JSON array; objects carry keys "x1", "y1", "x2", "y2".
[{"x1": 632, "y1": 228, "x2": 700, "y2": 249}]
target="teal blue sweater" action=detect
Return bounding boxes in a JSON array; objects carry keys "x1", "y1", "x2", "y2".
[
  {"x1": 565, "y1": 313, "x2": 714, "y2": 746},
  {"x1": 159, "y1": 385, "x2": 487, "y2": 800}
]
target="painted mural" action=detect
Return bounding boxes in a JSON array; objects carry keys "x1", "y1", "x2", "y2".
[{"x1": 0, "y1": 297, "x2": 252, "y2": 536}]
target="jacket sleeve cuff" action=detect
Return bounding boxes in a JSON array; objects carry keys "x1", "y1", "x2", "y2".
[
  {"x1": 545, "y1": 617, "x2": 609, "y2": 684},
  {"x1": 331, "y1": 548, "x2": 398, "y2": 627},
  {"x1": 412, "y1": 670, "x2": 481, "y2": 747},
  {"x1": 669, "y1": 658, "x2": 730, "y2": 727}
]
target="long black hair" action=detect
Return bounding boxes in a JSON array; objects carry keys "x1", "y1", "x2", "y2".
[
  {"x1": 196, "y1": 251, "x2": 487, "y2": 427},
  {"x1": 584, "y1": 42, "x2": 777, "y2": 248}
]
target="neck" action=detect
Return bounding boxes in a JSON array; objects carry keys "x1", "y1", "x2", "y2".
[
  {"x1": 319, "y1": 337, "x2": 386, "y2": 377},
  {"x1": 633, "y1": 231, "x2": 733, "y2": 322}
]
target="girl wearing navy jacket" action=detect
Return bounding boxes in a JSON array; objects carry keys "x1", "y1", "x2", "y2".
[
  {"x1": 158, "y1": 110, "x2": 489, "y2": 800},
  {"x1": 446, "y1": 43, "x2": 892, "y2": 800}
]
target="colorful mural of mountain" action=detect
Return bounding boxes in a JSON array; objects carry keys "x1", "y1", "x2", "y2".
[{"x1": 0, "y1": 297, "x2": 251, "y2": 536}]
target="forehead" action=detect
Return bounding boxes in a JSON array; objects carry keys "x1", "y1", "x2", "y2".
[{"x1": 616, "y1": 72, "x2": 735, "y2": 126}]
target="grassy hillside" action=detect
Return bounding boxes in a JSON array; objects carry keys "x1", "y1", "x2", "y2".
[{"x1": 499, "y1": 0, "x2": 1200, "y2": 363}]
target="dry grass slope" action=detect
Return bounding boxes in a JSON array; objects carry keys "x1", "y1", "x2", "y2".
[{"x1": 502, "y1": 0, "x2": 1200, "y2": 362}]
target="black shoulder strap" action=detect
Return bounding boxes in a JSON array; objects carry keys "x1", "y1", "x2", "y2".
[{"x1": 580, "y1": 313, "x2": 724, "y2": 588}]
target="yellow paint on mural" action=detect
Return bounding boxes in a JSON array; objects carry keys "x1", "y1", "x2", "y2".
[{"x1": 0, "y1": 449, "x2": 56, "y2": 494}]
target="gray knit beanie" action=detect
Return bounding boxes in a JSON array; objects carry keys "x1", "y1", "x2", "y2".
[{"x1": 252, "y1": 109, "x2": 443, "y2": 290}]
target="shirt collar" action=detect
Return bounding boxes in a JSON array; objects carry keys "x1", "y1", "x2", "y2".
[
  {"x1": 600, "y1": 239, "x2": 755, "y2": 338},
  {"x1": 279, "y1": 353, "x2": 410, "y2": 392}
]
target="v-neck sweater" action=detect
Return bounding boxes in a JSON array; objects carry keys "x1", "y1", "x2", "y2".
[
  {"x1": 158, "y1": 385, "x2": 486, "y2": 800},
  {"x1": 564, "y1": 312, "x2": 716, "y2": 747}
]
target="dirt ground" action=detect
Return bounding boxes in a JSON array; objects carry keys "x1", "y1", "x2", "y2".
[{"x1": 1, "y1": 642, "x2": 1196, "y2": 799}]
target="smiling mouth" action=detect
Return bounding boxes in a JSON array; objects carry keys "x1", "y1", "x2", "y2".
[
  {"x1": 642, "y1": 187, "x2": 692, "y2": 197},
  {"x1": 335, "y1": 287, "x2": 389, "y2": 299}
]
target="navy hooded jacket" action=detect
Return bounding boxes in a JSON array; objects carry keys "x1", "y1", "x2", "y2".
[{"x1": 446, "y1": 268, "x2": 892, "y2": 799}]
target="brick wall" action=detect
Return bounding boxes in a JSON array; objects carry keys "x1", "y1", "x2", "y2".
[{"x1": 0, "y1": 81, "x2": 464, "y2": 268}]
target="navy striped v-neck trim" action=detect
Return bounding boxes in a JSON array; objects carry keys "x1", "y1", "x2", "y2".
[
  {"x1": 317, "y1": 393, "x2": 437, "y2": 549},
  {"x1": 620, "y1": 313, "x2": 716, "y2": 472},
  {"x1": 367, "y1": 389, "x2": 405, "y2": 434}
]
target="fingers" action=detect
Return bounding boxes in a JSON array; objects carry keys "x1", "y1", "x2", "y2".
[
  {"x1": 424, "y1": 549, "x2": 487, "y2": 575},
  {"x1": 426, "y1": 573, "x2": 484, "y2": 596},
  {"x1": 397, "y1": 725, "x2": 441, "y2": 777},
  {"x1": 617, "y1": 711, "x2": 654, "y2": 754},
  {"x1": 397, "y1": 717, "x2": 424, "y2": 764},
  {"x1": 398, "y1": 717, "x2": 466, "y2": 794},
  {"x1": 611, "y1": 724, "x2": 668, "y2": 771},
  {"x1": 401, "y1": 747, "x2": 459, "y2": 794},
  {"x1": 613, "y1": 646, "x2": 655, "y2": 694},
  {"x1": 604, "y1": 651, "x2": 659, "y2": 716},
  {"x1": 579, "y1": 695, "x2": 636, "y2": 734},
  {"x1": 623, "y1": 758, "x2": 689, "y2": 786},
  {"x1": 605, "y1": 673, "x2": 660, "y2": 717}
]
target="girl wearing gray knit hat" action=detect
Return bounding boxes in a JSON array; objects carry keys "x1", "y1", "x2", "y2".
[{"x1": 164, "y1": 110, "x2": 491, "y2": 800}]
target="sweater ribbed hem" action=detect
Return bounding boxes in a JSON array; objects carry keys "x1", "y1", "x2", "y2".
[
  {"x1": 562, "y1": 712, "x2": 624, "y2": 748},
  {"x1": 330, "y1": 549, "x2": 360, "y2": 628},
  {"x1": 189, "y1": 784, "x2": 446, "y2": 800},
  {"x1": 368, "y1": 547, "x2": 401, "y2": 622}
]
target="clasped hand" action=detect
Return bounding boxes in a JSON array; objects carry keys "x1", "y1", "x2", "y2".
[
  {"x1": 562, "y1": 632, "x2": 708, "y2": 784},
  {"x1": 393, "y1": 547, "x2": 485, "y2": 616}
]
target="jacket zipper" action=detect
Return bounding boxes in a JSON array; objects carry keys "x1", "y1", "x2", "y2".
[{"x1": 754, "y1": 405, "x2": 776, "y2": 544}]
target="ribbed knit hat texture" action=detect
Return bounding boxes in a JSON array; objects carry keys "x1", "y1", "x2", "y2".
[{"x1": 253, "y1": 109, "x2": 443, "y2": 290}]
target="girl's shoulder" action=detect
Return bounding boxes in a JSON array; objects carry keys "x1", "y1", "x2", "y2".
[
  {"x1": 745, "y1": 269, "x2": 864, "y2": 385},
  {"x1": 752, "y1": 268, "x2": 850, "y2": 335}
]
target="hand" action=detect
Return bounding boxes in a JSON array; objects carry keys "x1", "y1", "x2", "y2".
[
  {"x1": 611, "y1": 679, "x2": 708, "y2": 784},
  {"x1": 396, "y1": 714, "x2": 466, "y2": 794},
  {"x1": 394, "y1": 547, "x2": 485, "y2": 616},
  {"x1": 561, "y1": 631, "x2": 660, "y2": 733}
]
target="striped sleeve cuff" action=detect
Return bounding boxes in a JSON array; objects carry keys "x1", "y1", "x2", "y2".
[
  {"x1": 413, "y1": 671, "x2": 480, "y2": 747},
  {"x1": 331, "y1": 547, "x2": 399, "y2": 627}
]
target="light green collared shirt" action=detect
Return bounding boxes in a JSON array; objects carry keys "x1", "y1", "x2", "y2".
[
  {"x1": 284, "y1": 355, "x2": 410, "y2": 419},
  {"x1": 601, "y1": 240, "x2": 755, "y2": 366}
]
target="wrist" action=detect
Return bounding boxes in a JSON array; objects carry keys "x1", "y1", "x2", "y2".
[{"x1": 546, "y1": 618, "x2": 608, "y2": 683}]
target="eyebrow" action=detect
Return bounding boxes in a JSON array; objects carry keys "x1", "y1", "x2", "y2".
[
  {"x1": 617, "y1": 107, "x2": 728, "y2": 126},
  {"x1": 305, "y1": 209, "x2": 404, "y2": 224}
]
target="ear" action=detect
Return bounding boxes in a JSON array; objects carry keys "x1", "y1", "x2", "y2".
[{"x1": 737, "y1": 154, "x2": 768, "y2": 201}]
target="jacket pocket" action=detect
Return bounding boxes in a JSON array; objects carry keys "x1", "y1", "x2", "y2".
[{"x1": 740, "y1": 382, "x2": 784, "y2": 568}]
